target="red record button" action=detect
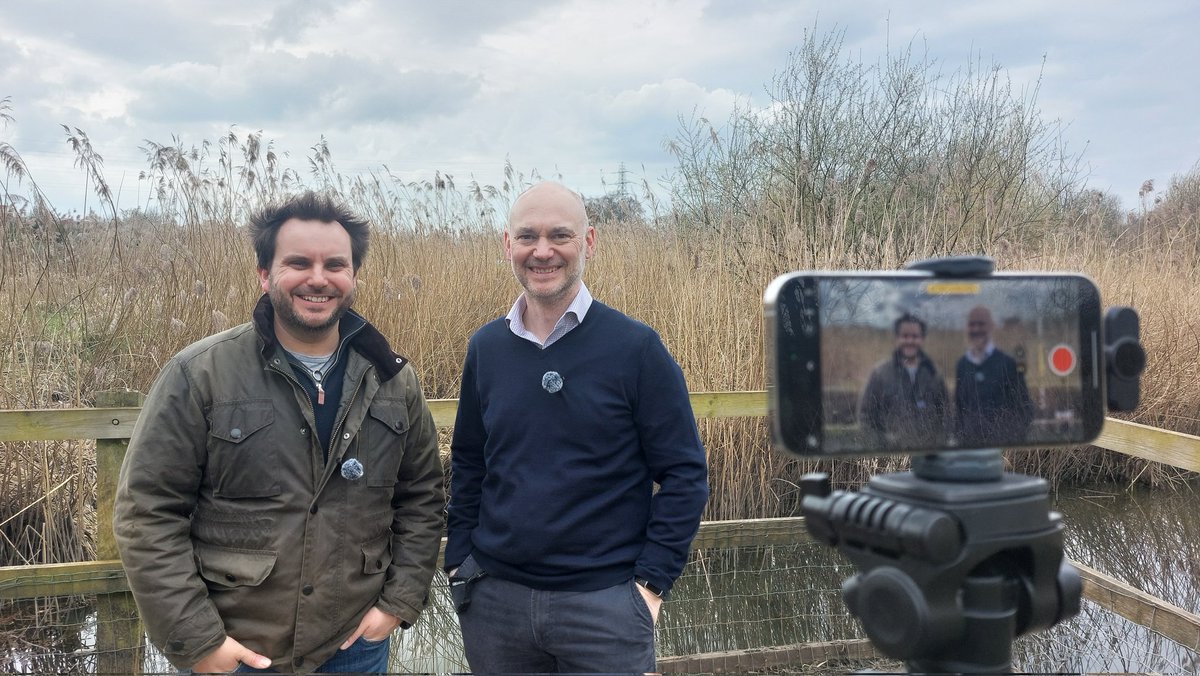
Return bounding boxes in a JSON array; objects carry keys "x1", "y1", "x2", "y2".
[{"x1": 1048, "y1": 344, "x2": 1076, "y2": 376}]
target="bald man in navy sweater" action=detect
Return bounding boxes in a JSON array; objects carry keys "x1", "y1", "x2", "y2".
[
  {"x1": 954, "y1": 305, "x2": 1035, "y2": 447},
  {"x1": 445, "y1": 181, "x2": 709, "y2": 673}
]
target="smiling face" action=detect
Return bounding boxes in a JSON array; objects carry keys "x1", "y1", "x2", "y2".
[
  {"x1": 258, "y1": 218, "x2": 357, "y2": 351},
  {"x1": 966, "y1": 306, "x2": 994, "y2": 352},
  {"x1": 503, "y1": 182, "x2": 596, "y2": 311},
  {"x1": 895, "y1": 319, "x2": 926, "y2": 364}
]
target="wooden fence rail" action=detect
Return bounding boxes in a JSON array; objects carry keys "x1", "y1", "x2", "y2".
[
  {"x1": 2, "y1": 390, "x2": 1198, "y2": 470},
  {"x1": 2, "y1": 390, "x2": 1200, "y2": 672}
]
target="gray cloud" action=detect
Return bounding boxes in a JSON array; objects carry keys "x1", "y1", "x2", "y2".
[
  {"x1": 130, "y1": 52, "x2": 479, "y2": 127},
  {"x1": 0, "y1": 37, "x2": 35, "y2": 102},
  {"x1": 261, "y1": 0, "x2": 343, "y2": 43},
  {"x1": 259, "y1": 0, "x2": 547, "y2": 49},
  {"x1": 367, "y1": 1, "x2": 548, "y2": 44},
  {"x1": 0, "y1": 1, "x2": 246, "y2": 64}
]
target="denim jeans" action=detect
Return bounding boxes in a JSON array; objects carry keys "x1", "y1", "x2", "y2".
[
  {"x1": 457, "y1": 574, "x2": 656, "y2": 673},
  {"x1": 179, "y1": 635, "x2": 390, "y2": 675}
]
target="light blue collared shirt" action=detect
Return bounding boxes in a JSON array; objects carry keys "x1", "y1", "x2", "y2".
[{"x1": 506, "y1": 283, "x2": 594, "y2": 348}]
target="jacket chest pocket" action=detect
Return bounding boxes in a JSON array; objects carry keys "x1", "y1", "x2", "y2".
[
  {"x1": 207, "y1": 400, "x2": 281, "y2": 498},
  {"x1": 361, "y1": 399, "x2": 409, "y2": 488}
]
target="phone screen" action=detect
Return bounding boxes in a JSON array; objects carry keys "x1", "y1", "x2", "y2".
[{"x1": 766, "y1": 272, "x2": 1105, "y2": 456}]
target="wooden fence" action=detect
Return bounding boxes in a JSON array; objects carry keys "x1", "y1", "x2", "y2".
[{"x1": 2, "y1": 390, "x2": 1200, "y2": 672}]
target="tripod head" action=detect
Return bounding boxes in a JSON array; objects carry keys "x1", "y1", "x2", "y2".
[{"x1": 801, "y1": 453, "x2": 1081, "y2": 673}]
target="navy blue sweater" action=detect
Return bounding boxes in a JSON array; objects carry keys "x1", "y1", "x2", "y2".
[
  {"x1": 445, "y1": 302, "x2": 709, "y2": 595},
  {"x1": 954, "y1": 349, "x2": 1035, "y2": 448}
]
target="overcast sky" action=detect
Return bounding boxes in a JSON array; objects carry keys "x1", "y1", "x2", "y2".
[{"x1": 2, "y1": 0, "x2": 1197, "y2": 216}]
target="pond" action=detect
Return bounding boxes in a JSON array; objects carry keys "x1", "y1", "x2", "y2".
[{"x1": 1013, "y1": 483, "x2": 1200, "y2": 674}]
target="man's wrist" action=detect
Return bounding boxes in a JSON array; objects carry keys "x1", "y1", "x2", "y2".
[{"x1": 635, "y1": 578, "x2": 667, "y2": 600}]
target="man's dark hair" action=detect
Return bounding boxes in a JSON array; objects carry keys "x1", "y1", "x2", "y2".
[
  {"x1": 894, "y1": 312, "x2": 927, "y2": 336},
  {"x1": 249, "y1": 191, "x2": 370, "y2": 271}
]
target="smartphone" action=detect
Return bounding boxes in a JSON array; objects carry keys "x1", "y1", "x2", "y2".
[{"x1": 764, "y1": 271, "x2": 1105, "y2": 456}]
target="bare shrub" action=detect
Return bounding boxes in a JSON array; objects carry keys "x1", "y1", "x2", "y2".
[{"x1": 665, "y1": 26, "x2": 1084, "y2": 277}]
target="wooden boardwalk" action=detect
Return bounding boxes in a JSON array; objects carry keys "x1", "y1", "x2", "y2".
[{"x1": 2, "y1": 390, "x2": 1199, "y2": 673}]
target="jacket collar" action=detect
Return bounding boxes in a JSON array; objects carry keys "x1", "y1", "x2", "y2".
[
  {"x1": 252, "y1": 294, "x2": 408, "y2": 382},
  {"x1": 892, "y1": 349, "x2": 936, "y2": 374}
]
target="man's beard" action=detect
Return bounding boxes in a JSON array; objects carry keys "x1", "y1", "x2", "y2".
[{"x1": 269, "y1": 283, "x2": 356, "y2": 339}]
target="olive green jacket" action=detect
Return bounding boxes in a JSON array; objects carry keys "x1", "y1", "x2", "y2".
[
  {"x1": 113, "y1": 296, "x2": 445, "y2": 673},
  {"x1": 857, "y1": 350, "x2": 950, "y2": 449}
]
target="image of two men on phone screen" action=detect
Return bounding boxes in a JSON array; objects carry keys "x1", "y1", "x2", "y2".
[{"x1": 858, "y1": 305, "x2": 1034, "y2": 450}]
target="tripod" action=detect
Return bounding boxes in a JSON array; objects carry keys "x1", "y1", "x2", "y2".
[{"x1": 801, "y1": 449, "x2": 1082, "y2": 673}]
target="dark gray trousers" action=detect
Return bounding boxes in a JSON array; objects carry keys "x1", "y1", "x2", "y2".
[{"x1": 457, "y1": 573, "x2": 656, "y2": 673}]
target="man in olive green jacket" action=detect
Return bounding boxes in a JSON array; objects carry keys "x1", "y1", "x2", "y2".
[
  {"x1": 857, "y1": 313, "x2": 950, "y2": 450},
  {"x1": 113, "y1": 192, "x2": 445, "y2": 674}
]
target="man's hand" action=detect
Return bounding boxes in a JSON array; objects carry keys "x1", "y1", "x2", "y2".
[
  {"x1": 635, "y1": 584, "x2": 662, "y2": 623},
  {"x1": 340, "y1": 607, "x2": 403, "y2": 649},
  {"x1": 191, "y1": 635, "x2": 271, "y2": 673}
]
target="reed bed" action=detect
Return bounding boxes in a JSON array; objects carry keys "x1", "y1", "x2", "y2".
[{"x1": 3, "y1": 193, "x2": 1200, "y2": 566}]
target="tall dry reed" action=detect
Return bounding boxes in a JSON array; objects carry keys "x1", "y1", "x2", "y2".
[{"x1": 5, "y1": 194, "x2": 1200, "y2": 565}]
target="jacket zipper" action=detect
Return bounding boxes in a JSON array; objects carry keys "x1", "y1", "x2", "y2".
[
  {"x1": 294, "y1": 322, "x2": 368, "y2": 406},
  {"x1": 268, "y1": 320, "x2": 372, "y2": 482},
  {"x1": 321, "y1": 321, "x2": 368, "y2": 454},
  {"x1": 269, "y1": 357, "x2": 367, "y2": 492},
  {"x1": 329, "y1": 373, "x2": 366, "y2": 459}
]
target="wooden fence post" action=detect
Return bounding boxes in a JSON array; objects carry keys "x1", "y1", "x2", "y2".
[{"x1": 94, "y1": 389, "x2": 145, "y2": 676}]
